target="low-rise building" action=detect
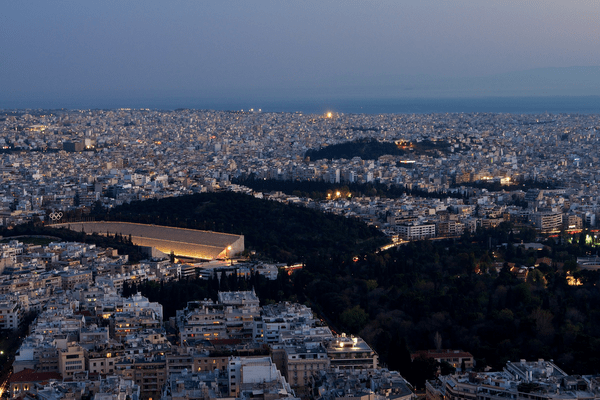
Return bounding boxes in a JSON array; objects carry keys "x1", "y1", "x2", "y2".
[
  {"x1": 425, "y1": 359, "x2": 593, "y2": 400},
  {"x1": 58, "y1": 343, "x2": 86, "y2": 378},
  {"x1": 116, "y1": 355, "x2": 167, "y2": 400},
  {"x1": 8, "y1": 369, "x2": 62, "y2": 398},
  {"x1": 281, "y1": 343, "x2": 329, "y2": 388},
  {"x1": 326, "y1": 335, "x2": 378, "y2": 371},
  {"x1": 227, "y1": 356, "x2": 295, "y2": 399}
]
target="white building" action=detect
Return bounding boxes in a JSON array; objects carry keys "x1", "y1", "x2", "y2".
[
  {"x1": 228, "y1": 356, "x2": 295, "y2": 399},
  {"x1": 395, "y1": 223, "x2": 436, "y2": 240},
  {"x1": 123, "y1": 292, "x2": 163, "y2": 322},
  {"x1": 0, "y1": 297, "x2": 22, "y2": 331}
]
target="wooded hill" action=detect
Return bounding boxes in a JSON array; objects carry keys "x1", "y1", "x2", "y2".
[
  {"x1": 305, "y1": 138, "x2": 451, "y2": 161},
  {"x1": 96, "y1": 192, "x2": 388, "y2": 263}
]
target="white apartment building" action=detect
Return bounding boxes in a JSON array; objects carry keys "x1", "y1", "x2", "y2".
[
  {"x1": 395, "y1": 223, "x2": 436, "y2": 240},
  {"x1": 0, "y1": 298, "x2": 22, "y2": 331},
  {"x1": 530, "y1": 212, "x2": 563, "y2": 231}
]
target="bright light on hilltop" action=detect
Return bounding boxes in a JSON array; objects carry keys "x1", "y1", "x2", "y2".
[{"x1": 326, "y1": 112, "x2": 333, "y2": 118}]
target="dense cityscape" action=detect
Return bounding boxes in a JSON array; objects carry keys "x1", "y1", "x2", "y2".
[
  {"x1": 5, "y1": 0, "x2": 600, "y2": 399},
  {"x1": 2, "y1": 108, "x2": 600, "y2": 400},
  {"x1": 1, "y1": 109, "x2": 600, "y2": 236}
]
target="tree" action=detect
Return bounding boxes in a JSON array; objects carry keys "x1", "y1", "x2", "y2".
[
  {"x1": 122, "y1": 281, "x2": 131, "y2": 297},
  {"x1": 340, "y1": 305, "x2": 368, "y2": 333},
  {"x1": 439, "y1": 360, "x2": 456, "y2": 375},
  {"x1": 387, "y1": 335, "x2": 412, "y2": 374},
  {"x1": 409, "y1": 356, "x2": 439, "y2": 389},
  {"x1": 219, "y1": 271, "x2": 229, "y2": 291},
  {"x1": 91, "y1": 200, "x2": 104, "y2": 215},
  {"x1": 434, "y1": 331, "x2": 442, "y2": 350}
]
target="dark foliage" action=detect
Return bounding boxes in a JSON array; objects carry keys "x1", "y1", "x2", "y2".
[
  {"x1": 100, "y1": 192, "x2": 388, "y2": 263},
  {"x1": 305, "y1": 138, "x2": 450, "y2": 161},
  {"x1": 290, "y1": 227, "x2": 600, "y2": 387}
]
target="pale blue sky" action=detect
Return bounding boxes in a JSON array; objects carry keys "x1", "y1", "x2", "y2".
[{"x1": 2, "y1": 1, "x2": 600, "y2": 107}]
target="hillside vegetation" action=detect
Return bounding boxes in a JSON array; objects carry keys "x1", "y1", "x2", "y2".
[
  {"x1": 305, "y1": 138, "x2": 450, "y2": 161},
  {"x1": 99, "y1": 192, "x2": 387, "y2": 263}
]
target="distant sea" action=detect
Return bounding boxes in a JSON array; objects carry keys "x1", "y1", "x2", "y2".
[
  {"x1": 215, "y1": 96, "x2": 600, "y2": 115},
  {"x1": 4, "y1": 96, "x2": 600, "y2": 115}
]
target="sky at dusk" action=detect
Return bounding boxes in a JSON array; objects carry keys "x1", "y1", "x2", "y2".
[{"x1": 2, "y1": 1, "x2": 600, "y2": 108}]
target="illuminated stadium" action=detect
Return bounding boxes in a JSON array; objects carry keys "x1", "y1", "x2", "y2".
[{"x1": 54, "y1": 221, "x2": 244, "y2": 260}]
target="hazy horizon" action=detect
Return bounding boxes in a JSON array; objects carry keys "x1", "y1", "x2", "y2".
[{"x1": 3, "y1": 1, "x2": 600, "y2": 110}]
